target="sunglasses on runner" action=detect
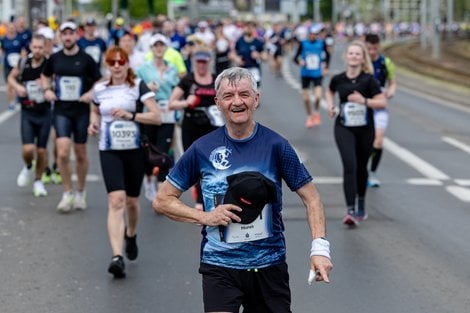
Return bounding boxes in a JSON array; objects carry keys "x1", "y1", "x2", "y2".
[{"x1": 106, "y1": 59, "x2": 127, "y2": 66}]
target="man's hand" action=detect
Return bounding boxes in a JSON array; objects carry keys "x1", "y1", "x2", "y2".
[
  {"x1": 15, "y1": 85, "x2": 27, "y2": 98},
  {"x1": 79, "y1": 90, "x2": 94, "y2": 103},
  {"x1": 201, "y1": 204, "x2": 242, "y2": 226},
  {"x1": 309, "y1": 255, "x2": 333, "y2": 284},
  {"x1": 44, "y1": 89, "x2": 57, "y2": 102}
]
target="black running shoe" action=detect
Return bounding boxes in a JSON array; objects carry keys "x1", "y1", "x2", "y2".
[
  {"x1": 108, "y1": 255, "x2": 126, "y2": 278},
  {"x1": 125, "y1": 231, "x2": 138, "y2": 261}
]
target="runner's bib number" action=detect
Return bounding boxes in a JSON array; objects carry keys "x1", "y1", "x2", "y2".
[
  {"x1": 58, "y1": 76, "x2": 82, "y2": 101},
  {"x1": 248, "y1": 67, "x2": 261, "y2": 83},
  {"x1": 158, "y1": 100, "x2": 176, "y2": 124},
  {"x1": 7, "y1": 53, "x2": 21, "y2": 67},
  {"x1": 223, "y1": 205, "x2": 272, "y2": 243},
  {"x1": 305, "y1": 54, "x2": 320, "y2": 70},
  {"x1": 25, "y1": 81, "x2": 45, "y2": 103},
  {"x1": 84, "y1": 46, "x2": 101, "y2": 63},
  {"x1": 341, "y1": 102, "x2": 368, "y2": 127},
  {"x1": 105, "y1": 120, "x2": 140, "y2": 150}
]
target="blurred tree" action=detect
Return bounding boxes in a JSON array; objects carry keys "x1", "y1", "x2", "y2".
[{"x1": 93, "y1": 0, "x2": 167, "y2": 18}]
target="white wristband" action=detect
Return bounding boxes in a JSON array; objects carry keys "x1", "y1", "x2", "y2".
[{"x1": 310, "y1": 238, "x2": 331, "y2": 259}]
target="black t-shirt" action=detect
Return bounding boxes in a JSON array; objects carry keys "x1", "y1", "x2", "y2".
[
  {"x1": 329, "y1": 71, "x2": 381, "y2": 126},
  {"x1": 43, "y1": 48, "x2": 101, "y2": 116},
  {"x1": 177, "y1": 73, "x2": 217, "y2": 110},
  {"x1": 18, "y1": 57, "x2": 50, "y2": 112}
]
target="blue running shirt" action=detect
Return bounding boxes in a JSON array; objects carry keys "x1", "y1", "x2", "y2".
[{"x1": 167, "y1": 123, "x2": 312, "y2": 269}]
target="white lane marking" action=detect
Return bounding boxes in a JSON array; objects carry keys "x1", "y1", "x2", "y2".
[
  {"x1": 0, "y1": 106, "x2": 20, "y2": 124},
  {"x1": 313, "y1": 176, "x2": 343, "y2": 184},
  {"x1": 407, "y1": 178, "x2": 443, "y2": 186},
  {"x1": 71, "y1": 174, "x2": 100, "y2": 182},
  {"x1": 445, "y1": 185, "x2": 470, "y2": 202},
  {"x1": 442, "y1": 136, "x2": 470, "y2": 155},
  {"x1": 454, "y1": 179, "x2": 470, "y2": 186},
  {"x1": 400, "y1": 85, "x2": 470, "y2": 115},
  {"x1": 174, "y1": 125, "x2": 184, "y2": 161},
  {"x1": 0, "y1": 85, "x2": 6, "y2": 92},
  {"x1": 383, "y1": 138, "x2": 450, "y2": 180}
]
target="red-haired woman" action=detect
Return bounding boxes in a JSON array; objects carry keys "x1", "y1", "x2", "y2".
[{"x1": 88, "y1": 47, "x2": 161, "y2": 278}]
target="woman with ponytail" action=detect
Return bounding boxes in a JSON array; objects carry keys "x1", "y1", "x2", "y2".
[
  {"x1": 88, "y1": 46, "x2": 161, "y2": 278},
  {"x1": 326, "y1": 41, "x2": 387, "y2": 227}
]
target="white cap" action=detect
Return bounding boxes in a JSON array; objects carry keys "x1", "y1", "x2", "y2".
[
  {"x1": 198, "y1": 21, "x2": 209, "y2": 28},
  {"x1": 149, "y1": 34, "x2": 169, "y2": 46},
  {"x1": 59, "y1": 21, "x2": 77, "y2": 32},
  {"x1": 37, "y1": 27, "x2": 55, "y2": 40}
]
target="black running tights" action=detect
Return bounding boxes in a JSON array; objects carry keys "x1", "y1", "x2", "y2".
[{"x1": 334, "y1": 124, "x2": 375, "y2": 207}]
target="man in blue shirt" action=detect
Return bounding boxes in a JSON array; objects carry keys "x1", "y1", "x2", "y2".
[
  {"x1": 294, "y1": 25, "x2": 328, "y2": 128},
  {"x1": 77, "y1": 18, "x2": 107, "y2": 67},
  {"x1": 232, "y1": 22, "x2": 265, "y2": 86},
  {"x1": 155, "y1": 67, "x2": 332, "y2": 313}
]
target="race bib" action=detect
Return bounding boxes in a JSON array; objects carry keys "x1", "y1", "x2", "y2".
[
  {"x1": 305, "y1": 54, "x2": 320, "y2": 70},
  {"x1": 25, "y1": 81, "x2": 45, "y2": 103},
  {"x1": 58, "y1": 76, "x2": 82, "y2": 101},
  {"x1": 85, "y1": 45, "x2": 101, "y2": 63},
  {"x1": 7, "y1": 53, "x2": 21, "y2": 67},
  {"x1": 206, "y1": 105, "x2": 224, "y2": 127},
  {"x1": 105, "y1": 120, "x2": 140, "y2": 150},
  {"x1": 223, "y1": 205, "x2": 273, "y2": 243},
  {"x1": 341, "y1": 102, "x2": 368, "y2": 127},
  {"x1": 248, "y1": 67, "x2": 261, "y2": 83},
  {"x1": 158, "y1": 100, "x2": 176, "y2": 124}
]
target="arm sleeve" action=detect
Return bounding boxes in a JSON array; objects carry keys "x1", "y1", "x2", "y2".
[
  {"x1": 166, "y1": 144, "x2": 200, "y2": 191},
  {"x1": 280, "y1": 141, "x2": 312, "y2": 191},
  {"x1": 323, "y1": 42, "x2": 330, "y2": 67},
  {"x1": 138, "y1": 80, "x2": 155, "y2": 102},
  {"x1": 385, "y1": 57, "x2": 396, "y2": 81},
  {"x1": 293, "y1": 42, "x2": 302, "y2": 64},
  {"x1": 42, "y1": 55, "x2": 54, "y2": 77}
]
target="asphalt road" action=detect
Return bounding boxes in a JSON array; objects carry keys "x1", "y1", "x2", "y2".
[{"x1": 0, "y1": 43, "x2": 469, "y2": 313}]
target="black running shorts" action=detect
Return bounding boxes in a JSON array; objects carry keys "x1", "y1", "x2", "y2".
[
  {"x1": 301, "y1": 76, "x2": 323, "y2": 89},
  {"x1": 199, "y1": 262, "x2": 292, "y2": 313}
]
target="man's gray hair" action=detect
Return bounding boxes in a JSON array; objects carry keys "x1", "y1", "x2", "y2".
[{"x1": 215, "y1": 67, "x2": 258, "y2": 97}]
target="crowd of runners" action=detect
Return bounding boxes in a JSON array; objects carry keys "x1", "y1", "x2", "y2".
[{"x1": 1, "y1": 13, "x2": 404, "y2": 312}]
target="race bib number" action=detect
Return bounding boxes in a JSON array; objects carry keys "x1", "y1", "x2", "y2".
[
  {"x1": 248, "y1": 67, "x2": 261, "y2": 83},
  {"x1": 223, "y1": 205, "x2": 273, "y2": 243},
  {"x1": 158, "y1": 100, "x2": 176, "y2": 124},
  {"x1": 341, "y1": 102, "x2": 368, "y2": 127},
  {"x1": 105, "y1": 120, "x2": 140, "y2": 150},
  {"x1": 206, "y1": 105, "x2": 224, "y2": 127},
  {"x1": 58, "y1": 76, "x2": 82, "y2": 101},
  {"x1": 85, "y1": 45, "x2": 101, "y2": 63},
  {"x1": 25, "y1": 81, "x2": 45, "y2": 103},
  {"x1": 305, "y1": 54, "x2": 320, "y2": 70},
  {"x1": 7, "y1": 53, "x2": 21, "y2": 67}
]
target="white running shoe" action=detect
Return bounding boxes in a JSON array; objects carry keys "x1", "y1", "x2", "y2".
[
  {"x1": 57, "y1": 192, "x2": 74, "y2": 213},
  {"x1": 73, "y1": 191, "x2": 87, "y2": 210},
  {"x1": 17, "y1": 165, "x2": 34, "y2": 187},
  {"x1": 368, "y1": 174, "x2": 381, "y2": 188},
  {"x1": 33, "y1": 180, "x2": 48, "y2": 197},
  {"x1": 143, "y1": 176, "x2": 157, "y2": 202}
]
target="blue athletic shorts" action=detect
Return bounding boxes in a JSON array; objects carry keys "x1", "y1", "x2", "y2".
[{"x1": 54, "y1": 112, "x2": 89, "y2": 144}]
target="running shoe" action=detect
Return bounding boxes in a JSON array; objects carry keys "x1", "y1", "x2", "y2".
[
  {"x1": 73, "y1": 191, "x2": 87, "y2": 210},
  {"x1": 356, "y1": 209, "x2": 368, "y2": 222},
  {"x1": 57, "y1": 192, "x2": 74, "y2": 213},
  {"x1": 41, "y1": 170, "x2": 52, "y2": 184},
  {"x1": 8, "y1": 102, "x2": 17, "y2": 111},
  {"x1": 17, "y1": 166, "x2": 34, "y2": 187},
  {"x1": 342, "y1": 213, "x2": 358, "y2": 227},
  {"x1": 312, "y1": 112, "x2": 321, "y2": 126},
  {"x1": 368, "y1": 174, "x2": 381, "y2": 188},
  {"x1": 124, "y1": 230, "x2": 138, "y2": 261},
  {"x1": 108, "y1": 255, "x2": 126, "y2": 278},
  {"x1": 305, "y1": 115, "x2": 314, "y2": 128},
  {"x1": 33, "y1": 180, "x2": 48, "y2": 197},
  {"x1": 143, "y1": 176, "x2": 157, "y2": 202},
  {"x1": 51, "y1": 170, "x2": 62, "y2": 185}
]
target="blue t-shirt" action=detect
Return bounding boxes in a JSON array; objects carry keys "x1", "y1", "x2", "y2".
[
  {"x1": 170, "y1": 33, "x2": 186, "y2": 52},
  {"x1": 1, "y1": 35, "x2": 25, "y2": 70},
  {"x1": 235, "y1": 36, "x2": 264, "y2": 69},
  {"x1": 167, "y1": 123, "x2": 312, "y2": 269},
  {"x1": 299, "y1": 39, "x2": 325, "y2": 78},
  {"x1": 77, "y1": 37, "x2": 107, "y2": 64}
]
